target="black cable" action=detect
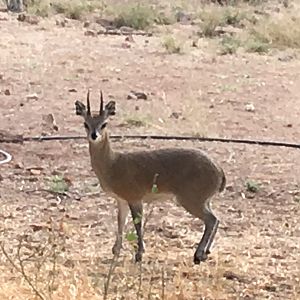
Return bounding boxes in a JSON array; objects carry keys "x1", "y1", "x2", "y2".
[{"x1": 11, "y1": 134, "x2": 300, "y2": 149}]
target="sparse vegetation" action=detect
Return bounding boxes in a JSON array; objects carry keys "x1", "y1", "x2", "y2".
[
  {"x1": 124, "y1": 117, "x2": 146, "y2": 127},
  {"x1": 249, "y1": 14, "x2": 300, "y2": 49},
  {"x1": 245, "y1": 37, "x2": 269, "y2": 53},
  {"x1": 246, "y1": 179, "x2": 260, "y2": 193},
  {"x1": 219, "y1": 35, "x2": 241, "y2": 55},
  {"x1": 162, "y1": 36, "x2": 182, "y2": 54},
  {"x1": 113, "y1": 4, "x2": 157, "y2": 30},
  {"x1": 48, "y1": 175, "x2": 69, "y2": 193},
  {"x1": 1, "y1": 1, "x2": 300, "y2": 299},
  {"x1": 25, "y1": 0, "x2": 103, "y2": 19},
  {"x1": 199, "y1": 5, "x2": 253, "y2": 37}
]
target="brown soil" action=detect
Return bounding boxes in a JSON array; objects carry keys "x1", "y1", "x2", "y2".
[{"x1": 0, "y1": 10, "x2": 299, "y2": 300}]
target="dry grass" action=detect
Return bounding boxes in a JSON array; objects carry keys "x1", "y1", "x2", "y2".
[
  {"x1": 249, "y1": 13, "x2": 300, "y2": 49},
  {"x1": 26, "y1": 0, "x2": 104, "y2": 19}
]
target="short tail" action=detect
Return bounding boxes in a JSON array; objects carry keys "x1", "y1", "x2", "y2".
[{"x1": 219, "y1": 168, "x2": 226, "y2": 192}]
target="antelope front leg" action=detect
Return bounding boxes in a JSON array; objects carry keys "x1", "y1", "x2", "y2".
[
  {"x1": 112, "y1": 199, "x2": 129, "y2": 256},
  {"x1": 129, "y1": 203, "x2": 144, "y2": 262}
]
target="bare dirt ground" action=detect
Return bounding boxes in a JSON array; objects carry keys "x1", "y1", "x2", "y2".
[{"x1": 0, "y1": 8, "x2": 300, "y2": 300}]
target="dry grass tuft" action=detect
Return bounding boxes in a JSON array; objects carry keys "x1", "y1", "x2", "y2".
[
  {"x1": 249, "y1": 13, "x2": 300, "y2": 49},
  {"x1": 26, "y1": 0, "x2": 103, "y2": 19}
]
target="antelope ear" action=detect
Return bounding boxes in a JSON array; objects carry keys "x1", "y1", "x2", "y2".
[
  {"x1": 75, "y1": 101, "x2": 87, "y2": 117},
  {"x1": 104, "y1": 101, "x2": 116, "y2": 116}
]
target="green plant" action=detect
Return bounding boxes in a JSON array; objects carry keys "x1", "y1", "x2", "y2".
[
  {"x1": 48, "y1": 175, "x2": 69, "y2": 193},
  {"x1": 219, "y1": 35, "x2": 241, "y2": 55},
  {"x1": 113, "y1": 4, "x2": 156, "y2": 30},
  {"x1": 245, "y1": 38, "x2": 269, "y2": 53},
  {"x1": 199, "y1": 9, "x2": 224, "y2": 37},
  {"x1": 124, "y1": 117, "x2": 146, "y2": 127},
  {"x1": 245, "y1": 180, "x2": 260, "y2": 193},
  {"x1": 162, "y1": 36, "x2": 182, "y2": 54}
]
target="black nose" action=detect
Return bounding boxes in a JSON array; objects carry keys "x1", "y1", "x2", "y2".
[{"x1": 91, "y1": 131, "x2": 97, "y2": 140}]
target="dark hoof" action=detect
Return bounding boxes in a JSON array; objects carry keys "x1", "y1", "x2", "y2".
[
  {"x1": 135, "y1": 252, "x2": 143, "y2": 263},
  {"x1": 194, "y1": 252, "x2": 208, "y2": 264}
]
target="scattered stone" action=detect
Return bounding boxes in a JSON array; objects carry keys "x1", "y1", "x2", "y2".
[
  {"x1": 0, "y1": 14, "x2": 8, "y2": 21},
  {"x1": 17, "y1": 13, "x2": 39, "y2": 25},
  {"x1": 83, "y1": 21, "x2": 90, "y2": 28},
  {"x1": 245, "y1": 103, "x2": 255, "y2": 112},
  {"x1": 169, "y1": 112, "x2": 182, "y2": 119},
  {"x1": 26, "y1": 93, "x2": 39, "y2": 101},
  {"x1": 30, "y1": 168, "x2": 41, "y2": 176},
  {"x1": 192, "y1": 40, "x2": 198, "y2": 47},
  {"x1": 56, "y1": 19, "x2": 66, "y2": 27},
  {"x1": 127, "y1": 91, "x2": 148, "y2": 100},
  {"x1": 42, "y1": 113, "x2": 59, "y2": 131},
  {"x1": 125, "y1": 35, "x2": 135, "y2": 43},
  {"x1": 121, "y1": 42, "x2": 131, "y2": 49},
  {"x1": 175, "y1": 11, "x2": 192, "y2": 24},
  {"x1": 84, "y1": 29, "x2": 97, "y2": 37},
  {"x1": 278, "y1": 53, "x2": 296, "y2": 62},
  {"x1": 223, "y1": 271, "x2": 248, "y2": 283},
  {"x1": 120, "y1": 26, "x2": 134, "y2": 34},
  {"x1": 263, "y1": 285, "x2": 276, "y2": 292},
  {"x1": 215, "y1": 25, "x2": 241, "y2": 36}
]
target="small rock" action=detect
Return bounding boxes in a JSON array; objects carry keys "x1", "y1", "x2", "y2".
[
  {"x1": 83, "y1": 21, "x2": 90, "y2": 28},
  {"x1": 68, "y1": 88, "x2": 77, "y2": 93},
  {"x1": 127, "y1": 91, "x2": 148, "y2": 100},
  {"x1": 4, "y1": 89, "x2": 10, "y2": 95},
  {"x1": 121, "y1": 42, "x2": 131, "y2": 49},
  {"x1": 169, "y1": 112, "x2": 182, "y2": 119},
  {"x1": 42, "y1": 113, "x2": 58, "y2": 131},
  {"x1": 17, "y1": 13, "x2": 39, "y2": 25},
  {"x1": 0, "y1": 73, "x2": 4, "y2": 80},
  {"x1": 30, "y1": 168, "x2": 41, "y2": 176},
  {"x1": 120, "y1": 26, "x2": 134, "y2": 33},
  {"x1": 192, "y1": 40, "x2": 198, "y2": 47},
  {"x1": 14, "y1": 162, "x2": 24, "y2": 169},
  {"x1": 26, "y1": 93, "x2": 39, "y2": 101},
  {"x1": 0, "y1": 15, "x2": 8, "y2": 21},
  {"x1": 285, "y1": 123, "x2": 292, "y2": 128},
  {"x1": 56, "y1": 19, "x2": 66, "y2": 27},
  {"x1": 264, "y1": 285, "x2": 276, "y2": 292},
  {"x1": 84, "y1": 29, "x2": 97, "y2": 37},
  {"x1": 245, "y1": 103, "x2": 255, "y2": 112},
  {"x1": 125, "y1": 35, "x2": 135, "y2": 43},
  {"x1": 278, "y1": 53, "x2": 295, "y2": 62},
  {"x1": 175, "y1": 11, "x2": 192, "y2": 24}
]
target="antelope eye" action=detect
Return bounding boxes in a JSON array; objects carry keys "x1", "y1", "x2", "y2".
[
  {"x1": 101, "y1": 123, "x2": 107, "y2": 130},
  {"x1": 84, "y1": 122, "x2": 89, "y2": 130}
]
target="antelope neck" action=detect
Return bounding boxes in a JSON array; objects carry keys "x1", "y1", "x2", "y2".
[{"x1": 88, "y1": 130, "x2": 116, "y2": 172}]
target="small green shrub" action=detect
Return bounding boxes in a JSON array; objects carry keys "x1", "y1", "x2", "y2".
[
  {"x1": 113, "y1": 4, "x2": 156, "y2": 30},
  {"x1": 245, "y1": 38, "x2": 269, "y2": 53},
  {"x1": 245, "y1": 180, "x2": 260, "y2": 193},
  {"x1": 162, "y1": 36, "x2": 182, "y2": 54},
  {"x1": 48, "y1": 175, "x2": 69, "y2": 194},
  {"x1": 219, "y1": 36, "x2": 241, "y2": 55}
]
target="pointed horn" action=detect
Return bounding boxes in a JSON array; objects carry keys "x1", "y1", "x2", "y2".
[
  {"x1": 87, "y1": 90, "x2": 91, "y2": 115},
  {"x1": 100, "y1": 90, "x2": 104, "y2": 114}
]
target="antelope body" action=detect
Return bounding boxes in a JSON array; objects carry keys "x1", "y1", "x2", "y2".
[{"x1": 75, "y1": 91, "x2": 226, "y2": 264}]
